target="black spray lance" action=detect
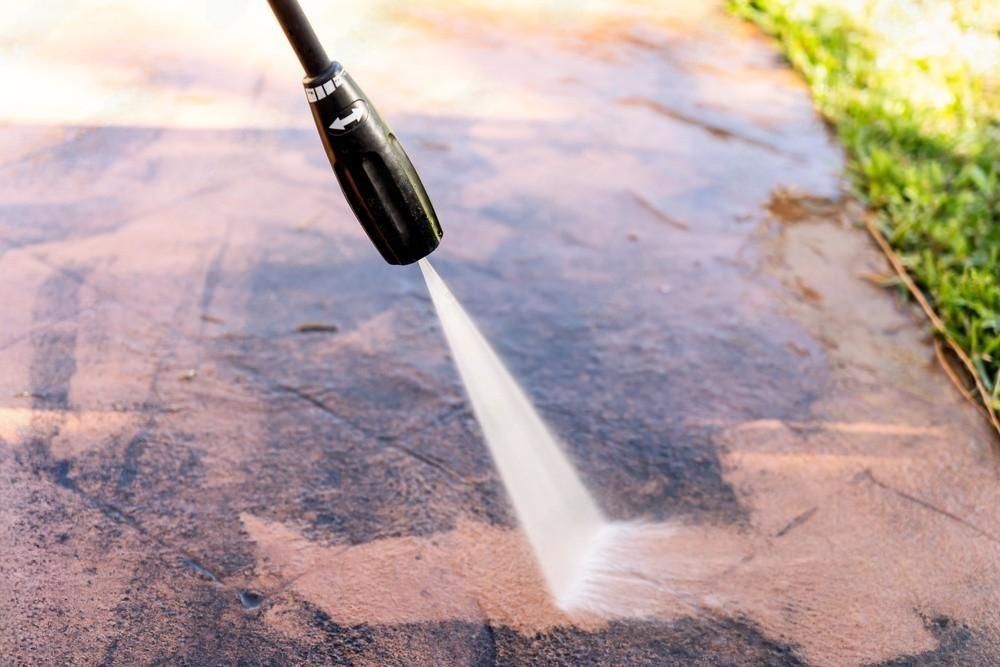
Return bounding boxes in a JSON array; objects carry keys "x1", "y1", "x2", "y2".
[{"x1": 267, "y1": 0, "x2": 443, "y2": 265}]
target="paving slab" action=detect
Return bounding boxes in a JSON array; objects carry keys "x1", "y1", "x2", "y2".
[{"x1": 1, "y1": 2, "x2": 997, "y2": 665}]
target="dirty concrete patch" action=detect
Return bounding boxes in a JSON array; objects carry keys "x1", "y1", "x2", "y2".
[
  {"x1": 255, "y1": 602, "x2": 804, "y2": 666},
  {"x1": 365, "y1": 617, "x2": 804, "y2": 666},
  {"x1": 871, "y1": 616, "x2": 999, "y2": 667}
]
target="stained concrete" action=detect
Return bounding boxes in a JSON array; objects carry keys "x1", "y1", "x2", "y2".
[{"x1": 0, "y1": 2, "x2": 998, "y2": 665}]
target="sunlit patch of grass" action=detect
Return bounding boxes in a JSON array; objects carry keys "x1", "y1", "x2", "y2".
[{"x1": 729, "y1": 0, "x2": 1000, "y2": 410}]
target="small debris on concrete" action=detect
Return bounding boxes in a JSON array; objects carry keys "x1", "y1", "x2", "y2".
[
  {"x1": 295, "y1": 322, "x2": 339, "y2": 333},
  {"x1": 13, "y1": 391, "x2": 43, "y2": 399},
  {"x1": 858, "y1": 271, "x2": 895, "y2": 287}
]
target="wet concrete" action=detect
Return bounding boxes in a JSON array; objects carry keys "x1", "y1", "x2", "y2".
[{"x1": 1, "y1": 1, "x2": 998, "y2": 665}]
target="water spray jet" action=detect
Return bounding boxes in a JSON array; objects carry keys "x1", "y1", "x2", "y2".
[{"x1": 419, "y1": 259, "x2": 608, "y2": 606}]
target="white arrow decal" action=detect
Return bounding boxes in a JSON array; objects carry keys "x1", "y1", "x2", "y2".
[{"x1": 329, "y1": 107, "x2": 364, "y2": 132}]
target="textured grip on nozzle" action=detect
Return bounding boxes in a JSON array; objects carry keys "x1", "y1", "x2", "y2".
[{"x1": 304, "y1": 63, "x2": 443, "y2": 265}]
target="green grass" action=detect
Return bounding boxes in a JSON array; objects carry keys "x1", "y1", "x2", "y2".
[{"x1": 728, "y1": 0, "x2": 1000, "y2": 410}]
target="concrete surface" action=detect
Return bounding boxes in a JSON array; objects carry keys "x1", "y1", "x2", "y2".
[{"x1": 0, "y1": 1, "x2": 997, "y2": 665}]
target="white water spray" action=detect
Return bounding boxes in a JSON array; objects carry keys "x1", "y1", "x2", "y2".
[{"x1": 419, "y1": 258, "x2": 607, "y2": 606}]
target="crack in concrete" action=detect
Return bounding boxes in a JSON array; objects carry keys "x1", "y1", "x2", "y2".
[
  {"x1": 773, "y1": 506, "x2": 818, "y2": 538},
  {"x1": 230, "y1": 360, "x2": 476, "y2": 484},
  {"x1": 617, "y1": 96, "x2": 803, "y2": 161},
  {"x1": 862, "y1": 469, "x2": 999, "y2": 545}
]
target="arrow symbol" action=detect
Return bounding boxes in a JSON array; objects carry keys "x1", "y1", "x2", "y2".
[{"x1": 329, "y1": 106, "x2": 365, "y2": 132}]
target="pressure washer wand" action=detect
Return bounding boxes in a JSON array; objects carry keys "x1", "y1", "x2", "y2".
[{"x1": 267, "y1": 0, "x2": 443, "y2": 265}]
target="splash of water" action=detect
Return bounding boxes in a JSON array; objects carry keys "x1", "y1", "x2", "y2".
[{"x1": 419, "y1": 258, "x2": 607, "y2": 606}]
